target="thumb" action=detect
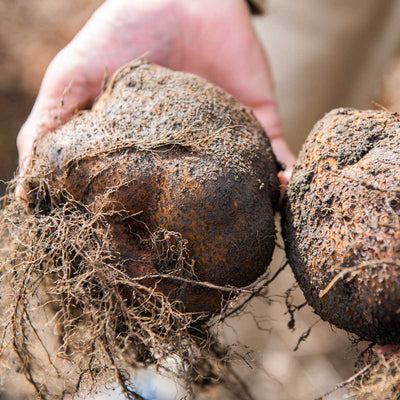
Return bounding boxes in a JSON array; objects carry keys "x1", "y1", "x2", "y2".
[
  {"x1": 15, "y1": 53, "x2": 101, "y2": 201},
  {"x1": 17, "y1": 54, "x2": 100, "y2": 174}
]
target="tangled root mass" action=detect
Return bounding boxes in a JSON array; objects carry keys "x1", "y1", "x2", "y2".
[{"x1": 0, "y1": 179, "x2": 251, "y2": 399}]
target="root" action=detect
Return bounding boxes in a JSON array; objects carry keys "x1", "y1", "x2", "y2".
[
  {"x1": 0, "y1": 175, "x2": 276, "y2": 400},
  {"x1": 315, "y1": 346, "x2": 400, "y2": 400},
  {"x1": 319, "y1": 259, "x2": 400, "y2": 299},
  {"x1": 349, "y1": 347, "x2": 400, "y2": 400},
  {"x1": 64, "y1": 123, "x2": 239, "y2": 176}
]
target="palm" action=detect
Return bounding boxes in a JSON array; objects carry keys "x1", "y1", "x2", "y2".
[{"x1": 17, "y1": 0, "x2": 295, "y2": 174}]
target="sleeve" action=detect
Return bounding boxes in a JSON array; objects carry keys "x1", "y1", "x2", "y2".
[{"x1": 247, "y1": 0, "x2": 266, "y2": 15}]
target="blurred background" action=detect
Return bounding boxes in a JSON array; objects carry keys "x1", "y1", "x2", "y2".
[
  {"x1": 0, "y1": 0, "x2": 103, "y2": 195},
  {"x1": 1, "y1": 0, "x2": 400, "y2": 399}
]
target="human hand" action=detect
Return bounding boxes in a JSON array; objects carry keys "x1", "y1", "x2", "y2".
[{"x1": 17, "y1": 0, "x2": 295, "y2": 191}]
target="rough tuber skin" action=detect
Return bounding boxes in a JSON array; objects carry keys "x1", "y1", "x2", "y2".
[
  {"x1": 282, "y1": 108, "x2": 400, "y2": 345},
  {"x1": 26, "y1": 60, "x2": 280, "y2": 315}
]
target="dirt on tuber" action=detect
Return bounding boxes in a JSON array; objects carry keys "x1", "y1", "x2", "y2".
[
  {"x1": 0, "y1": 60, "x2": 280, "y2": 399},
  {"x1": 282, "y1": 108, "x2": 400, "y2": 345}
]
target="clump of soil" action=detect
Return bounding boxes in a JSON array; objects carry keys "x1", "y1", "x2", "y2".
[
  {"x1": 0, "y1": 61, "x2": 280, "y2": 399},
  {"x1": 282, "y1": 108, "x2": 400, "y2": 345}
]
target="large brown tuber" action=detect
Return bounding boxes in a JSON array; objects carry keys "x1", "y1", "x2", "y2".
[
  {"x1": 0, "y1": 60, "x2": 280, "y2": 399},
  {"x1": 282, "y1": 108, "x2": 400, "y2": 345},
  {"x1": 26, "y1": 60, "x2": 280, "y2": 314}
]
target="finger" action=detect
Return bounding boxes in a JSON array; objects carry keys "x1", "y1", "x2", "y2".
[
  {"x1": 182, "y1": 0, "x2": 293, "y2": 167},
  {"x1": 270, "y1": 137, "x2": 295, "y2": 207},
  {"x1": 17, "y1": 57, "x2": 95, "y2": 169},
  {"x1": 260, "y1": 117, "x2": 296, "y2": 198},
  {"x1": 17, "y1": 0, "x2": 180, "y2": 173}
]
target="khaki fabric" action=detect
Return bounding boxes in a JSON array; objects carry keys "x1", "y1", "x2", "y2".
[{"x1": 253, "y1": 0, "x2": 400, "y2": 154}]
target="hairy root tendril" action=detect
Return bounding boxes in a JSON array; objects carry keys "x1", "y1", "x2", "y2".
[{"x1": 0, "y1": 176, "x2": 274, "y2": 400}]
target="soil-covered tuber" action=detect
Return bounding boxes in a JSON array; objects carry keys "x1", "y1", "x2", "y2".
[
  {"x1": 27, "y1": 60, "x2": 280, "y2": 313},
  {"x1": 282, "y1": 108, "x2": 400, "y2": 345},
  {"x1": 0, "y1": 60, "x2": 280, "y2": 399}
]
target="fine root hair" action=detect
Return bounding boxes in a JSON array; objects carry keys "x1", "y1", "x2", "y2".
[{"x1": 0, "y1": 175, "x2": 277, "y2": 400}]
